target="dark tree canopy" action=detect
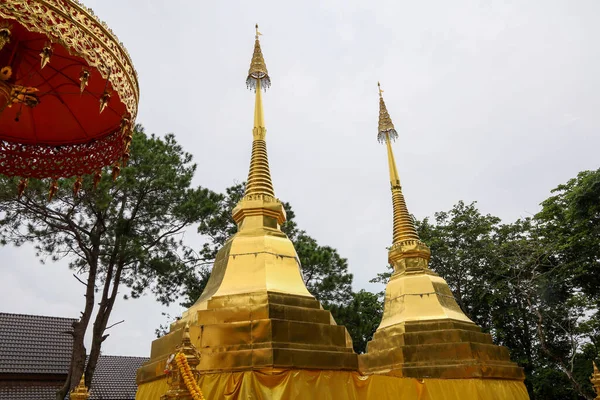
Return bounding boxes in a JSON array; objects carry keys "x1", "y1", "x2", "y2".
[
  {"x1": 0, "y1": 127, "x2": 221, "y2": 399},
  {"x1": 328, "y1": 290, "x2": 382, "y2": 353}
]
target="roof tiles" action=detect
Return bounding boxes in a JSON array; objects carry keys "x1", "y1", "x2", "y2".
[{"x1": 0, "y1": 312, "x2": 74, "y2": 374}]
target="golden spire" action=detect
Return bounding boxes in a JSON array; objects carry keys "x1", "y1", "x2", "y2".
[
  {"x1": 360, "y1": 86, "x2": 523, "y2": 383},
  {"x1": 244, "y1": 24, "x2": 275, "y2": 198},
  {"x1": 377, "y1": 82, "x2": 420, "y2": 245}
]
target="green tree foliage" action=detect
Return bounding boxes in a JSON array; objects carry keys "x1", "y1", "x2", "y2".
[
  {"x1": 418, "y1": 201, "x2": 500, "y2": 331},
  {"x1": 328, "y1": 290, "x2": 382, "y2": 353},
  {"x1": 536, "y1": 169, "x2": 600, "y2": 299},
  {"x1": 403, "y1": 170, "x2": 600, "y2": 400},
  {"x1": 0, "y1": 127, "x2": 221, "y2": 399}
]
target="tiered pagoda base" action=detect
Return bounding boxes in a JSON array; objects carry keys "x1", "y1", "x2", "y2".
[
  {"x1": 359, "y1": 319, "x2": 523, "y2": 379},
  {"x1": 136, "y1": 290, "x2": 357, "y2": 383},
  {"x1": 358, "y1": 268, "x2": 525, "y2": 382}
]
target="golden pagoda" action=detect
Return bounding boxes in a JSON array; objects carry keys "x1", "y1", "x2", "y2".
[
  {"x1": 135, "y1": 26, "x2": 357, "y2": 398},
  {"x1": 358, "y1": 83, "x2": 526, "y2": 383}
]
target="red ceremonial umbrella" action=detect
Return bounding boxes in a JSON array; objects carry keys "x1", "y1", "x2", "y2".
[{"x1": 0, "y1": 0, "x2": 139, "y2": 198}]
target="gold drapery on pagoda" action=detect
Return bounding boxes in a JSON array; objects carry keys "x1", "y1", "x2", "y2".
[
  {"x1": 358, "y1": 84, "x2": 525, "y2": 383},
  {"x1": 135, "y1": 26, "x2": 357, "y2": 393}
]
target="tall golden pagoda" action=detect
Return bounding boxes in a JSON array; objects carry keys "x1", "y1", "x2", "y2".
[
  {"x1": 135, "y1": 26, "x2": 357, "y2": 397},
  {"x1": 358, "y1": 84, "x2": 526, "y2": 382}
]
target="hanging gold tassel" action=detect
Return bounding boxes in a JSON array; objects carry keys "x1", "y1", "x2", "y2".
[
  {"x1": 99, "y1": 90, "x2": 111, "y2": 114},
  {"x1": 17, "y1": 177, "x2": 28, "y2": 198},
  {"x1": 40, "y1": 44, "x2": 53, "y2": 69},
  {"x1": 111, "y1": 163, "x2": 121, "y2": 181},
  {"x1": 120, "y1": 115, "x2": 132, "y2": 166},
  {"x1": 93, "y1": 170, "x2": 102, "y2": 189},
  {"x1": 120, "y1": 115, "x2": 130, "y2": 135},
  {"x1": 48, "y1": 179, "x2": 58, "y2": 201},
  {"x1": 73, "y1": 176, "x2": 83, "y2": 197},
  {"x1": 79, "y1": 69, "x2": 90, "y2": 94},
  {"x1": 0, "y1": 24, "x2": 11, "y2": 52},
  {"x1": 121, "y1": 150, "x2": 130, "y2": 167}
]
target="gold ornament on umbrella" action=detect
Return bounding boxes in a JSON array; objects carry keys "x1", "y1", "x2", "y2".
[
  {"x1": 48, "y1": 178, "x2": 58, "y2": 201},
  {"x1": 111, "y1": 163, "x2": 120, "y2": 181},
  {"x1": 39, "y1": 43, "x2": 52, "y2": 69},
  {"x1": 73, "y1": 176, "x2": 83, "y2": 196},
  {"x1": 17, "y1": 177, "x2": 28, "y2": 198},
  {"x1": 0, "y1": 66, "x2": 11, "y2": 81},
  {"x1": 0, "y1": 23, "x2": 11, "y2": 51},
  {"x1": 99, "y1": 90, "x2": 111, "y2": 114},
  {"x1": 79, "y1": 68, "x2": 90, "y2": 94},
  {"x1": 93, "y1": 170, "x2": 102, "y2": 189}
]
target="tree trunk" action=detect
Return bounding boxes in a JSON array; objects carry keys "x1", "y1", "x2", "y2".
[
  {"x1": 56, "y1": 261, "x2": 97, "y2": 400},
  {"x1": 85, "y1": 261, "x2": 124, "y2": 388},
  {"x1": 526, "y1": 293, "x2": 594, "y2": 400}
]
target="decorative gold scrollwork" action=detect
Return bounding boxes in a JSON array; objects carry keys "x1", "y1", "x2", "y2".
[{"x1": 0, "y1": 0, "x2": 139, "y2": 119}]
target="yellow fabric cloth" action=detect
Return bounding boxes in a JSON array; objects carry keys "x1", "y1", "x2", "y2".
[{"x1": 136, "y1": 369, "x2": 529, "y2": 400}]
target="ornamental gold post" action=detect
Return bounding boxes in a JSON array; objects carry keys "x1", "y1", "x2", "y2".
[
  {"x1": 69, "y1": 374, "x2": 90, "y2": 400},
  {"x1": 161, "y1": 324, "x2": 203, "y2": 400}
]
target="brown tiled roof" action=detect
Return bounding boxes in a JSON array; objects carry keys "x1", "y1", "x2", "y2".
[
  {"x1": 89, "y1": 355, "x2": 148, "y2": 400},
  {"x1": 0, "y1": 383, "x2": 62, "y2": 400},
  {"x1": 0, "y1": 312, "x2": 75, "y2": 374},
  {"x1": 0, "y1": 313, "x2": 148, "y2": 399}
]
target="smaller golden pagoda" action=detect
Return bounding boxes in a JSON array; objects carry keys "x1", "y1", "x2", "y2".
[
  {"x1": 161, "y1": 324, "x2": 203, "y2": 400},
  {"x1": 69, "y1": 375, "x2": 90, "y2": 400},
  {"x1": 358, "y1": 83, "x2": 525, "y2": 381}
]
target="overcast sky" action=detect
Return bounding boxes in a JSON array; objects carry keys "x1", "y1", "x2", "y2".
[{"x1": 1, "y1": 0, "x2": 599, "y2": 357}]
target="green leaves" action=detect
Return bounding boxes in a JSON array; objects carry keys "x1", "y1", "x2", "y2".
[
  {"x1": 328, "y1": 290, "x2": 382, "y2": 353},
  {"x1": 408, "y1": 171, "x2": 600, "y2": 400},
  {"x1": 0, "y1": 128, "x2": 222, "y2": 304}
]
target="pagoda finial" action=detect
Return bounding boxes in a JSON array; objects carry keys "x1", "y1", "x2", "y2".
[
  {"x1": 377, "y1": 83, "x2": 424, "y2": 254},
  {"x1": 242, "y1": 25, "x2": 276, "y2": 199},
  {"x1": 377, "y1": 82, "x2": 398, "y2": 143},
  {"x1": 246, "y1": 24, "x2": 270, "y2": 91}
]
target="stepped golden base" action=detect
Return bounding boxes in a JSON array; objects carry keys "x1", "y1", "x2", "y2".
[
  {"x1": 359, "y1": 319, "x2": 523, "y2": 379},
  {"x1": 359, "y1": 268, "x2": 524, "y2": 380},
  {"x1": 136, "y1": 291, "x2": 357, "y2": 384},
  {"x1": 136, "y1": 369, "x2": 529, "y2": 400}
]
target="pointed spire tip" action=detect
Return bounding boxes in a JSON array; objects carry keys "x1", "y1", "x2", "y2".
[{"x1": 377, "y1": 83, "x2": 397, "y2": 143}]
